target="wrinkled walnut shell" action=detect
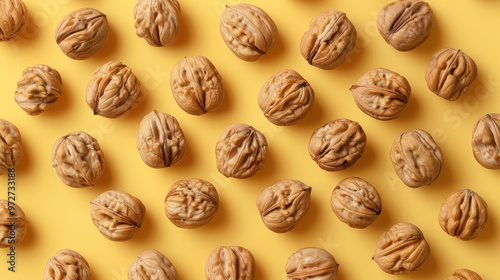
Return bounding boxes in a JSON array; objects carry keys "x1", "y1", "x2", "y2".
[
  {"x1": 206, "y1": 246, "x2": 255, "y2": 280},
  {"x1": 472, "y1": 113, "x2": 500, "y2": 169},
  {"x1": 43, "y1": 249, "x2": 93, "y2": 280},
  {"x1": 445, "y1": 269, "x2": 482, "y2": 280},
  {"x1": 286, "y1": 247, "x2": 339, "y2": 280},
  {"x1": 128, "y1": 249, "x2": 180, "y2": 280},
  {"x1": 0, "y1": 0, "x2": 27, "y2": 41},
  {"x1": 0, "y1": 119, "x2": 23, "y2": 175},
  {"x1": 134, "y1": 0, "x2": 180, "y2": 47},
  {"x1": 0, "y1": 200, "x2": 27, "y2": 248}
]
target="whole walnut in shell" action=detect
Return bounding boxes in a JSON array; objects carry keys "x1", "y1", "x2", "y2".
[
  {"x1": 220, "y1": 4, "x2": 277, "y2": 61},
  {"x1": 0, "y1": 119, "x2": 23, "y2": 175},
  {"x1": 43, "y1": 249, "x2": 92, "y2": 280},
  {"x1": 206, "y1": 246, "x2": 255, "y2": 280},
  {"x1": 472, "y1": 113, "x2": 500, "y2": 169},
  {"x1": 170, "y1": 56, "x2": 224, "y2": 115},
  {"x1": 164, "y1": 179, "x2": 218, "y2": 229},
  {"x1": 285, "y1": 247, "x2": 339, "y2": 280},
  {"x1": 134, "y1": 0, "x2": 180, "y2": 47},
  {"x1": 0, "y1": 0, "x2": 27, "y2": 41},
  {"x1": 0, "y1": 200, "x2": 27, "y2": 248},
  {"x1": 51, "y1": 131, "x2": 105, "y2": 188},
  {"x1": 258, "y1": 69, "x2": 314, "y2": 126},
  {"x1": 90, "y1": 190, "x2": 145, "y2": 241},
  {"x1": 55, "y1": 8, "x2": 109, "y2": 60},
  {"x1": 438, "y1": 189, "x2": 487, "y2": 241},
  {"x1": 445, "y1": 269, "x2": 482, "y2": 280},
  {"x1": 373, "y1": 222, "x2": 430, "y2": 274},
  {"x1": 86, "y1": 60, "x2": 141, "y2": 118},
  {"x1": 128, "y1": 249, "x2": 180, "y2": 280}
]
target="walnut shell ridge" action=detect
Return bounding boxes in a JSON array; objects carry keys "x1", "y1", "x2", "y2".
[
  {"x1": 134, "y1": 0, "x2": 180, "y2": 47},
  {"x1": 128, "y1": 249, "x2": 180, "y2": 280},
  {"x1": 43, "y1": 249, "x2": 93, "y2": 280},
  {"x1": 0, "y1": 119, "x2": 23, "y2": 175},
  {"x1": 0, "y1": 200, "x2": 27, "y2": 248}
]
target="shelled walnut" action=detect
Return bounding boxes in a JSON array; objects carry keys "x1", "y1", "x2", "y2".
[
  {"x1": 0, "y1": 0, "x2": 28, "y2": 41},
  {"x1": 43, "y1": 249, "x2": 92, "y2": 280},
  {"x1": 0, "y1": 200, "x2": 27, "y2": 248},
  {"x1": 0, "y1": 119, "x2": 23, "y2": 175},
  {"x1": 206, "y1": 246, "x2": 255, "y2": 280},
  {"x1": 128, "y1": 249, "x2": 180, "y2": 280},
  {"x1": 134, "y1": 0, "x2": 180, "y2": 47},
  {"x1": 286, "y1": 247, "x2": 339, "y2": 280}
]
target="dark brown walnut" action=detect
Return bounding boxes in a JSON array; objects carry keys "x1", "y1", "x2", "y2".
[
  {"x1": 137, "y1": 110, "x2": 185, "y2": 168},
  {"x1": 206, "y1": 246, "x2": 255, "y2": 280},
  {"x1": 14, "y1": 64, "x2": 63, "y2": 115},
  {"x1": 215, "y1": 123, "x2": 267, "y2": 179},
  {"x1": 258, "y1": 69, "x2": 314, "y2": 126},
  {"x1": 438, "y1": 189, "x2": 488, "y2": 241},
  {"x1": 286, "y1": 247, "x2": 339, "y2": 280},
  {"x1": 373, "y1": 222, "x2": 430, "y2": 275},
  {"x1": 170, "y1": 56, "x2": 224, "y2": 115},
  {"x1": 256, "y1": 179, "x2": 311, "y2": 233},
  {"x1": 164, "y1": 179, "x2": 218, "y2": 229},
  {"x1": 390, "y1": 129, "x2": 443, "y2": 188},
  {"x1": 134, "y1": 0, "x2": 180, "y2": 47},
  {"x1": 0, "y1": 200, "x2": 27, "y2": 248},
  {"x1": 43, "y1": 249, "x2": 92, "y2": 280},
  {"x1": 86, "y1": 60, "x2": 141, "y2": 118},
  {"x1": 472, "y1": 113, "x2": 500, "y2": 169},
  {"x1": 331, "y1": 177, "x2": 381, "y2": 229},
  {"x1": 90, "y1": 190, "x2": 145, "y2": 241},
  {"x1": 128, "y1": 249, "x2": 180, "y2": 280},
  {"x1": 300, "y1": 10, "x2": 357, "y2": 70},
  {"x1": 426, "y1": 48, "x2": 477, "y2": 101},
  {"x1": 51, "y1": 131, "x2": 105, "y2": 188},
  {"x1": 308, "y1": 119, "x2": 366, "y2": 171},
  {"x1": 445, "y1": 269, "x2": 482, "y2": 280},
  {"x1": 55, "y1": 8, "x2": 109, "y2": 60},
  {"x1": 350, "y1": 68, "x2": 411, "y2": 120},
  {"x1": 0, "y1": 119, "x2": 23, "y2": 175},
  {"x1": 220, "y1": 4, "x2": 277, "y2": 61},
  {"x1": 0, "y1": 0, "x2": 27, "y2": 41},
  {"x1": 377, "y1": 0, "x2": 433, "y2": 51}
]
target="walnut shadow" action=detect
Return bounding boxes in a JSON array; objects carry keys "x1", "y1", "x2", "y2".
[
  {"x1": 205, "y1": 71, "x2": 235, "y2": 118},
  {"x1": 8, "y1": 13, "x2": 43, "y2": 48},
  {"x1": 193, "y1": 194, "x2": 228, "y2": 233},
  {"x1": 393, "y1": 89, "x2": 421, "y2": 125},
  {"x1": 257, "y1": 31, "x2": 287, "y2": 66},
  {"x1": 246, "y1": 146, "x2": 280, "y2": 186},
  {"x1": 411, "y1": 246, "x2": 442, "y2": 278},
  {"x1": 167, "y1": 10, "x2": 194, "y2": 50},
  {"x1": 293, "y1": 91, "x2": 328, "y2": 131},
  {"x1": 424, "y1": 154, "x2": 457, "y2": 197},
  {"x1": 115, "y1": 87, "x2": 151, "y2": 122},
  {"x1": 411, "y1": 15, "x2": 443, "y2": 58},
  {"x1": 93, "y1": 23, "x2": 120, "y2": 62},
  {"x1": 129, "y1": 208, "x2": 155, "y2": 244},
  {"x1": 42, "y1": 77, "x2": 74, "y2": 117},
  {"x1": 334, "y1": 32, "x2": 370, "y2": 73},
  {"x1": 286, "y1": 196, "x2": 322, "y2": 237},
  {"x1": 344, "y1": 140, "x2": 377, "y2": 174},
  {"x1": 17, "y1": 219, "x2": 36, "y2": 249},
  {"x1": 15, "y1": 136, "x2": 33, "y2": 177},
  {"x1": 475, "y1": 203, "x2": 497, "y2": 244}
]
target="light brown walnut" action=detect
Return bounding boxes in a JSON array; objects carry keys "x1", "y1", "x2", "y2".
[
  {"x1": 43, "y1": 249, "x2": 93, "y2": 280},
  {"x1": 206, "y1": 246, "x2": 255, "y2": 280},
  {"x1": 128, "y1": 249, "x2": 180, "y2": 280},
  {"x1": 286, "y1": 247, "x2": 339, "y2": 280},
  {"x1": 445, "y1": 269, "x2": 482, "y2": 280},
  {"x1": 472, "y1": 113, "x2": 500, "y2": 169},
  {"x1": 0, "y1": 119, "x2": 23, "y2": 175},
  {"x1": 0, "y1": 0, "x2": 27, "y2": 41},
  {"x1": 0, "y1": 200, "x2": 27, "y2": 248},
  {"x1": 134, "y1": 0, "x2": 180, "y2": 47}
]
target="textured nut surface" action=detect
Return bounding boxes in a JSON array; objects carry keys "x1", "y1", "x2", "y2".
[
  {"x1": 373, "y1": 222, "x2": 430, "y2": 275},
  {"x1": 0, "y1": 200, "x2": 27, "y2": 248},
  {"x1": 170, "y1": 56, "x2": 224, "y2": 115},
  {"x1": 390, "y1": 129, "x2": 443, "y2": 188},
  {"x1": 206, "y1": 246, "x2": 255, "y2": 280},
  {"x1": 43, "y1": 249, "x2": 93, "y2": 280},
  {"x1": 309, "y1": 119, "x2": 366, "y2": 171},
  {"x1": 331, "y1": 177, "x2": 381, "y2": 229},
  {"x1": 51, "y1": 131, "x2": 105, "y2": 188},
  {"x1": 55, "y1": 8, "x2": 109, "y2": 60},
  {"x1": 350, "y1": 68, "x2": 411, "y2": 120},
  {"x1": 86, "y1": 60, "x2": 141, "y2": 118},
  {"x1": 220, "y1": 4, "x2": 277, "y2": 61},
  {"x1": 285, "y1": 247, "x2": 339, "y2": 280},
  {"x1": 258, "y1": 69, "x2": 314, "y2": 126},
  {"x1": 216, "y1": 123, "x2": 267, "y2": 179},
  {"x1": 438, "y1": 189, "x2": 488, "y2": 241},
  {"x1": 472, "y1": 113, "x2": 500, "y2": 169},
  {"x1": 445, "y1": 269, "x2": 482, "y2": 280},
  {"x1": 0, "y1": 0, "x2": 27, "y2": 41},
  {"x1": 137, "y1": 110, "x2": 185, "y2": 168},
  {"x1": 128, "y1": 249, "x2": 180, "y2": 280},
  {"x1": 14, "y1": 64, "x2": 63, "y2": 115},
  {"x1": 300, "y1": 10, "x2": 357, "y2": 70},
  {"x1": 426, "y1": 48, "x2": 477, "y2": 101},
  {"x1": 0, "y1": 119, "x2": 23, "y2": 175},
  {"x1": 165, "y1": 179, "x2": 218, "y2": 229},
  {"x1": 90, "y1": 190, "x2": 145, "y2": 241},
  {"x1": 256, "y1": 179, "x2": 311, "y2": 233},
  {"x1": 134, "y1": 0, "x2": 180, "y2": 47}
]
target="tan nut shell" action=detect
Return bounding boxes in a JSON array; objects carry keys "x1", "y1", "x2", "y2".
[
  {"x1": 220, "y1": 4, "x2": 277, "y2": 61},
  {"x1": 206, "y1": 246, "x2": 255, "y2": 280},
  {"x1": 373, "y1": 222, "x2": 430, "y2": 275},
  {"x1": 134, "y1": 0, "x2": 180, "y2": 47},
  {"x1": 0, "y1": 200, "x2": 27, "y2": 248},
  {"x1": 90, "y1": 190, "x2": 146, "y2": 241},
  {"x1": 128, "y1": 249, "x2": 180, "y2": 280},
  {"x1": 43, "y1": 249, "x2": 93, "y2": 280},
  {"x1": 0, "y1": 0, "x2": 27, "y2": 41},
  {"x1": 472, "y1": 113, "x2": 500, "y2": 169},
  {"x1": 258, "y1": 69, "x2": 314, "y2": 126},
  {"x1": 438, "y1": 189, "x2": 488, "y2": 241},
  {"x1": 285, "y1": 247, "x2": 339, "y2": 280},
  {"x1": 170, "y1": 56, "x2": 224, "y2": 115},
  {"x1": 0, "y1": 119, "x2": 23, "y2": 175},
  {"x1": 445, "y1": 269, "x2": 482, "y2": 280}
]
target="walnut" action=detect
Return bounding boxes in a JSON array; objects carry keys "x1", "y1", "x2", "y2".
[
  {"x1": 445, "y1": 269, "x2": 482, "y2": 280},
  {"x1": 0, "y1": 119, "x2": 23, "y2": 175},
  {"x1": 0, "y1": 200, "x2": 27, "y2": 248},
  {"x1": 43, "y1": 249, "x2": 92, "y2": 280},
  {"x1": 206, "y1": 246, "x2": 255, "y2": 280},
  {"x1": 0, "y1": 0, "x2": 27, "y2": 41},
  {"x1": 128, "y1": 249, "x2": 180, "y2": 280},
  {"x1": 285, "y1": 247, "x2": 339, "y2": 280},
  {"x1": 472, "y1": 113, "x2": 500, "y2": 169},
  {"x1": 134, "y1": 0, "x2": 180, "y2": 47}
]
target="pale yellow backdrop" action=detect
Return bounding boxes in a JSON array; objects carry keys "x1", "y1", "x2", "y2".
[{"x1": 0, "y1": 0, "x2": 498, "y2": 279}]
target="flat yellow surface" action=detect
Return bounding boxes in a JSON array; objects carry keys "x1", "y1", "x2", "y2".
[{"x1": 1, "y1": 0, "x2": 499, "y2": 279}]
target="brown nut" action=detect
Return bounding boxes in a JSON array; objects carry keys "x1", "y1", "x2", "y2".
[
  {"x1": 43, "y1": 249, "x2": 92, "y2": 280},
  {"x1": 377, "y1": 0, "x2": 433, "y2": 51},
  {"x1": 390, "y1": 129, "x2": 443, "y2": 188},
  {"x1": 220, "y1": 4, "x2": 277, "y2": 61},
  {"x1": 285, "y1": 247, "x2": 339, "y2": 280},
  {"x1": 164, "y1": 179, "x2": 218, "y2": 229},
  {"x1": 86, "y1": 60, "x2": 141, "y2": 118},
  {"x1": 51, "y1": 131, "x2": 105, "y2": 188},
  {"x1": 215, "y1": 123, "x2": 267, "y2": 179},
  {"x1": 472, "y1": 113, "x2": 500, "y2": 169},
  {"x1": 300, "y1": 10, "x2": 357, "y2": 70},
  {"x1": 0, "y1": 119, "x2": 23, "y2": 175},
  {"x1": 206, "y1": 246, "x2": 255, "y2": 280},
  {"x1": 0, "y1": 0, "x2": 27, "y2": 41},
  {"x1": 90, "y1": 190, "x2": 146, "y2": 241},
  {"x1": 256, "y1": 179, "x2": 311, "y2": 233},
  {"x1": 373, "y1": 222, "x2": 430, "y2": 275},
  {"x1": 331, "y1": 177, "x2": 381, "y2": 229},
  {"x1": 55, "y1": 8, "x2": 109, "y2": 60},
  {"x1": 438, "y1": 189, "x2": 487, "y2": 241},
  {"x1": 258, "y1": 69, "x2": 314, "y2": 126},
  {"x1": 14, "y1": 64, "x2": 62, "y2": 115},
  {"x1": 309, "y1": 119, "x2": 366, "y2": 171},
  {"x1": 426, "y1": 48, "x2": 477, "y2": 101},
  {"x1": 128, "y1": 249, "x2": 180, "y2": 280},
  {"x1": 350, "y1": 68, "x2": 411, "y2": 120},
  {"x1": 445, "y1": 269, "x2": 482, "y2": 280},
  {"x1": 170, "y1": 56, "x2": 224, "y2": 115},
  {"x1": 134, "y1": 0, "x2": 180, "y2": 47},
  {"x1": 136, "y1": 110, "x2": 185, "y2": 168},
  {"x1": 0, "y1": 200, "x2": 27, "y2": 248}
]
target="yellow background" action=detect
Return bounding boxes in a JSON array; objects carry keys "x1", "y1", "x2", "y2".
[{"x1": 1, "y1": 0, "x2": 499, "y2": 279}]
